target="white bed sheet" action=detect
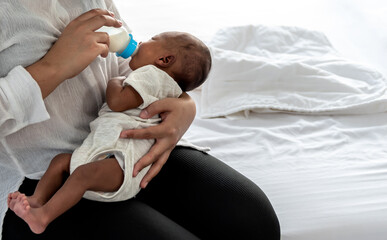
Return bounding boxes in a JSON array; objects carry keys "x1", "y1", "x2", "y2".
[
  {"x1": 187, "y1": 91, "x2": 387, "y2": 240},
  {"x1": 115, "y1": 0, "x2": 387, "y2": 239}
]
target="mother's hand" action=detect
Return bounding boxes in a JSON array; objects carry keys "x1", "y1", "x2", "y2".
[
  {"x1": 120, "y1": 93, "x2": 196, "y2": 188},
  {"x1": 26, "y1": 8, "x2": 122, "y2": 98}
]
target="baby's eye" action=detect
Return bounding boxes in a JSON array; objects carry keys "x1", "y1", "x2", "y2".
[{"x1": 151, "y1": 35, "x2": 160, "y2": 41}]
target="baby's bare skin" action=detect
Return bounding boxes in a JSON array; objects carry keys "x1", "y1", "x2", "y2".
[{"x1": 8, "y1": 192, "x2": 47, "y2": 234}]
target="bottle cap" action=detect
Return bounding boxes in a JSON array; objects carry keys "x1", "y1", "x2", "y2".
[{"x1": 116, "y1": 34, "x2": 138, "y2": 58}]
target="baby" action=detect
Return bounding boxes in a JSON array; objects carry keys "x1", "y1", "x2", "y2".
[{"x1": 7, "y1": 31, "x2": 212, "y2": 234}]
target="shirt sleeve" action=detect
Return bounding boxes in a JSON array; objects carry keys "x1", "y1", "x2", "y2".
[
  {"x1": 122, "y1": 65, "x2": 183, "y2": 109},
  {"x1": 0, "y1": 66, "x2": 50, "y2": 138}
]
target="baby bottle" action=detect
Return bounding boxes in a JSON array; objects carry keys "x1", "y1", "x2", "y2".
[{"x1": 96, "y1": 26, "x2": 139, "y2": 58}]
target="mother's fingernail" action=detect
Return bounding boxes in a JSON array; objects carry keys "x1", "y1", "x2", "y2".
[{"x1": 140, "y1": 110, "x2": 148, "y2": 118}]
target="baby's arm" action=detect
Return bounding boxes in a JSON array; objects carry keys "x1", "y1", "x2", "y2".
[{"x1": 106, "y1": 77, "x2": 143, "y2": 112}]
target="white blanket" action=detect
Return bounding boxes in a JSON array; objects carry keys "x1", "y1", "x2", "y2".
[{"x1": 201, "y1": 25, "x2": 387, "y2": 118}]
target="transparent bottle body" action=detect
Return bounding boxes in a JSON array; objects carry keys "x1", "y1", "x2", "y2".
[{"x1": 96, "y1": 26, "x2": 130, "y2": 53}]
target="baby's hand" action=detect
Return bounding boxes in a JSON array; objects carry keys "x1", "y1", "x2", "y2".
[{"x1": 108, "y1": 76, "x2": 126, "y2": 87}]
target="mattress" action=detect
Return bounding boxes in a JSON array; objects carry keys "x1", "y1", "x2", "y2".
[{"x1": 116, "y1": 1, "x2": 387, "y2": 239}]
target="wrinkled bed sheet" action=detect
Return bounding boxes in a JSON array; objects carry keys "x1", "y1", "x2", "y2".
[
  {"x1": 201, "y1": 25, "x2": 387, "y2": 118},
  {"x1": 185, "y1": 24, "x2": 387, "y2": 240}
]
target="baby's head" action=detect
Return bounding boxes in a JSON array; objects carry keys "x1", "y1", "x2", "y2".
[{"x1": 129, "y1": 32, "x2": 212, "y2": 91}]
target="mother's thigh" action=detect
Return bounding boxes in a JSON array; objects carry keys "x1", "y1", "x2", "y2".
[
  {"x1": 2, "y1": 178, "x2": 199, "y2": 240},
  {"x1": 137, "y1": 146, "x2": 281, "y2": 240}
]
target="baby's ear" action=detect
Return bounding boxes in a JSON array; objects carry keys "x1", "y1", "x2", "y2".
[{"x1": 155, "y1": 55, "x2": 176, "y2": 67}]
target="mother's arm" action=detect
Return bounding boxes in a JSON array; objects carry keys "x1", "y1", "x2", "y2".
[
  {"x1": 120, "y1": 93, "x2": 196, "y2": 188},
  {"x1": 0, "y1": 9, "x2": 122, "y2": 137},
  {"x1": 27, "y1": 9, "x2": 122, "y2": 99}
]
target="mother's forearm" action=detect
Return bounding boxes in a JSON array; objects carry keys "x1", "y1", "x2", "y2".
[
  {"x1": 25, "y1": 9, "x2": 123, "y2": 99},
  {"x1": 26, "y1": 59, "x2": 64, "y2": 99},
  {"x1": 179, "y1": 92, "x2": 196, "y2": 124}
]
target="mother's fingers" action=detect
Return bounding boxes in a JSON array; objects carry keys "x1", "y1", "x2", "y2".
[
  {"x1": 74, "y1": 8, "x2": 114, "y2": 22},
  {"x1": 94, "y1": 31, "x2": 110, "y2": 43},
  {"x1": 120, "y1": 124, "x2": 175, "y2": 139},
  {"x1": 72, "y1": 8, "x2": 122, "y2": 31},
  {"x1": 94, "y1": 32, "x2": 110, "y2": 57},
  {"x1": 88, "y1": 14, "x2": 122, "y2": 31},
  {"x1": 139, "y1": 98, "x2": 177, "y2": 119},
  {"x1": 134, "y1": 148, "x2": 172, "y2": 189},
  {"x1": 133, "y1": 148, "x2": 159, "y2": 177},
  {"x1": 133, "y1": 140, "x2": 169, "y2": 176}
]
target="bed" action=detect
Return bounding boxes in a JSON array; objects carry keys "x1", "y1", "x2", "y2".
[{"x1": 116, "y1": 0, "x2": 387, "y2": 239}]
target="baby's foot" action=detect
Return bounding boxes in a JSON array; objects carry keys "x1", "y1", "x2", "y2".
[
  {"x1": 11, "y1": 193, "x2": 47, "y2": 234},
  {"x1": 27, "y1": 195, "x2": 44, "y2": 208},
  {"x1": 7, "y1": 191, "x2": 21, "y2": 209}
]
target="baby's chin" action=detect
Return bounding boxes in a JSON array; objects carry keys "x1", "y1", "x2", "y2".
[{"x1": 128, "y1": 59, "x2": 138, "y2": 70}]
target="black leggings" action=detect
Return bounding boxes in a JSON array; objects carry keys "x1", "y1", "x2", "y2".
[{"x1": 2, "y1": 147, "x2": 280, "y2": 240}]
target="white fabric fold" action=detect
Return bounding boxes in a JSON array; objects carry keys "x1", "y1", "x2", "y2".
[
  {"x1": 123, "y1": 65, "x2": 183, "y2": 109},
  {"x1": 201, "y1": 25, "x2": 387, "y2": 118},
  {"x1": 0, "y1": 66, "x2": 50, "y2": 137}
]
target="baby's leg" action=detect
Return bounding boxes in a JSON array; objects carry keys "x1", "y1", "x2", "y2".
[
  {"x1": 9, "y1": 157, "x2": 124, "y2": 234},
  {"x1": 10, "y1": 193, "x2": 46, "y2": 234},
  {"x1": 28, "y1": 153, "x2": 72, "y2": 207},
  {"x1": 7, "y1": 153, "x2": 71, "y2": 210}
]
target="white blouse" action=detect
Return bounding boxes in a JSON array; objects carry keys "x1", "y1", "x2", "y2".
[{"x1": 0, "y1": 0, "x2": 131, "y2": 230}]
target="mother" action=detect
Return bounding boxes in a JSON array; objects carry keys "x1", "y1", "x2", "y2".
[{"x1": 0, "y1": 1, "x2": 280, "y2": 239}]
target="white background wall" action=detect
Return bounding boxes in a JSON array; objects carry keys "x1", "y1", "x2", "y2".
[{"x1": 114, "y1": 0, "x2": 387, "y2": 77}]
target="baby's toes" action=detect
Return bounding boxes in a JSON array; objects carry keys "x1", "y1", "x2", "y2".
[
  {"x1": 11, "y1": 191, "x2": 20, "y2": 199},
  {"x1": 22, "y1": 199, "x2": 30, "y2": 210},
  {"x1": 7, "y1": 194, "x2": 12, "y2": 207}
]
